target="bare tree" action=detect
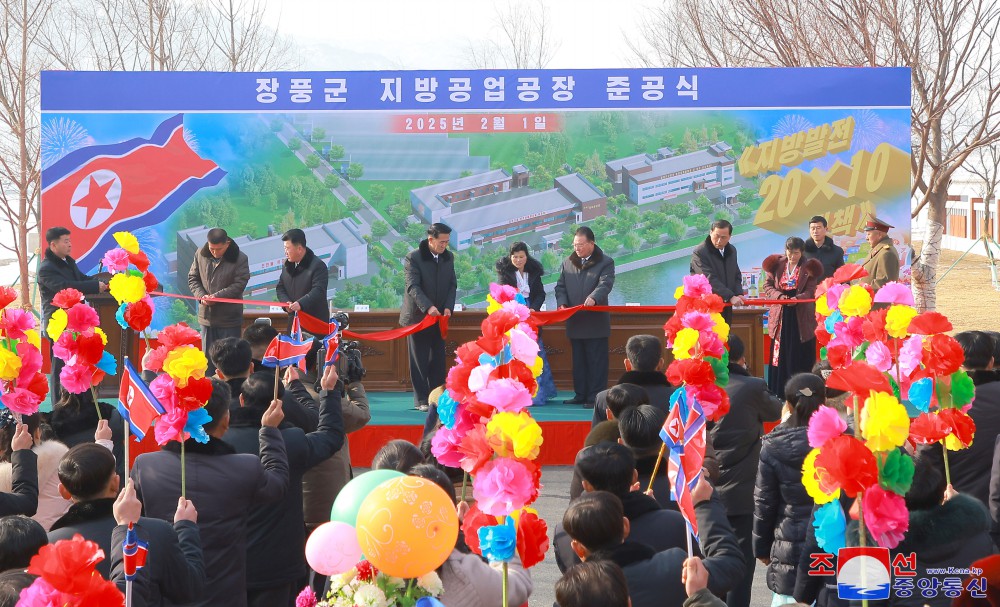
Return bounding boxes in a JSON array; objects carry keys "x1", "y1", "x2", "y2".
[
  {"x1": 629, "y1": 0, "x2": 1000, "y2": 311},
  {"x1": 964, "y1": 145, "x2": 1000, "y2": 239},
  {"x1": 201, "y1": 0, "x2": 294, "y2": 71},
  {"x1": 465, "y1": 0, "x2": 558, "y2": 69},
  {"x1": 0, "y1": 0, "x2": 50, "y2": 306}
]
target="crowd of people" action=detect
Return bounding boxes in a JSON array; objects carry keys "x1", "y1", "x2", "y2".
[{"x1": 4, "y1": 215, "x2": 992, "y2": 606}]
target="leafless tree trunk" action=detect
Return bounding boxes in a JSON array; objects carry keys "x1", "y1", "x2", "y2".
[
  {"x1": 0, "y1": 0, "x2": 49, "y2": 306},
  {"x1": 465, "y1": 0, "x2": 558, "y2": 69},
  {"x1": 201, "y1": 0, "x2": 294, "y2": 71},
  {"x1": 630, "y1": 0, "x2": 1000, "y2": 311},
  {"x1": 966, "y1": 145, "x2": 1000, "y2": 236}
]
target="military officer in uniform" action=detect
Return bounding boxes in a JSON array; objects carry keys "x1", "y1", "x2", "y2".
[{"x1": 859, "y1": 215, "x2": 899, "y2": 291}]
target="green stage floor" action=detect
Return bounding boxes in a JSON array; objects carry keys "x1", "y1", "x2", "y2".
[{"x1": 365, "y1": 390, "x2": 593, "y2": 425}]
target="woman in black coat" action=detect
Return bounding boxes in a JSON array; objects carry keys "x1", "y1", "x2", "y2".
[
  {"x1": 495, "y1": 241, "x2": 556, "y2": 404},
  {"x1": 753, "y1": 373, "x2": 826, "y2": 604}
]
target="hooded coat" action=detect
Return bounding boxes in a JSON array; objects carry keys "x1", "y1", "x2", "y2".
[
  {"x1": 761, "y1": 254, "x2": 823, "y2": 342},
  {"x1": 554, "y1": 245, "x2": 615, "y2": 339},
  {"x1": 753, "y1": 423, "x2": 814, "y2": 595},
  {"x1": 187, "y1": 239, "x2": 251, "y2": 328}
]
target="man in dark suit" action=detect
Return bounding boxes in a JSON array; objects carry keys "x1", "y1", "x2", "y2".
[
  {"x1": 690, "y1": 219, "x2": 744, "y2": 325},
  {"x1": 37, "y1": 227, "x2": 107, "y2": 401},
  {"x1": 400, "y1": 223, "x2": 457, "y2": 427},
  {"x1": 276, "y1": 228, "x2": 329, "y2": 332},
  {"x1": 555, "y1": 226, "x2": 616, "y2": 407}
]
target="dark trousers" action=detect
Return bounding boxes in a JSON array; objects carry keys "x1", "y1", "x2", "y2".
[
  {"x1": 247, "y1": 582, "x2": 298, "y2": 607},
  {"x1": 570, "y1": 337, "x2": 609, "y2": 403},
  {"x1": 407, "y1": 323, "x2": 446, "y2": 407},
  {"x1": 49, "y1": 338, "x2": 63, "y2": 403},
  {"x1": 201, "y1": 325, "x2": 242, "y2": 376},
  {"x1": 726, "y1": 513, "x2": 755, "y2": 607}
]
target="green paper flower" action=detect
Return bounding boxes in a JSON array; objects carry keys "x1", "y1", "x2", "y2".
[
  {"x1": 889, "y1": 376, "x2": 901, "y2": 401},
  {"x1": 878, "y1": 449, "x2": 915, "y2": 495},
  {"x1": 709, "y1": 352, "x2": 729, "y2": 387},
  {"x1": 951, "y1": 370, "x2": 975, "y2": 407}
]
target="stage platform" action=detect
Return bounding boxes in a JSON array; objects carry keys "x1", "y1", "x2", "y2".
[{"x1": 350, "y1": 390, "x2": 592, "y2": 467}]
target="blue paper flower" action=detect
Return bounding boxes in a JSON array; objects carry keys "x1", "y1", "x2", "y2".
[
  {"x1": 115, "y1": 303, "x2": 128, "y2": 329},
  {"x1": 478, "y1": 517, "x2": 517, "y2": 563},
  {"x1": 907, "y1": 377, "x2": 933, "y2": 413},
  {"x1": 96, "y1": 351, "x2": 118, "y2": 375},
  {"x1": 438, "y1": 390, "x2": 459, "y2": 429},
  {"x1": 416, "y1": 598, "x2": 445, "y2": 607},
  {"x1": 824, "y1": 310, "x2": 844, "y2": 335},
  {"x1": 813, "y1": 501, "x2": 846, "y2": 554},
  {"x1": 515, "y1": 293, "x2": 527, "y2": 306},
  {"x1": 183, "y1": 408, "x2": 213, "y2": 444}
]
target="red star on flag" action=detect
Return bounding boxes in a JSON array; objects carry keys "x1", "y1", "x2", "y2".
[{"x1": 72, "y1": 175, "x2": 116, "y2": 225}]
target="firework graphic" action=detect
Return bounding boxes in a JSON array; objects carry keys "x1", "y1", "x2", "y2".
[
  {"x1": 40, "y1": 118, "x2": 93, "y2": 169},
  {"x1": 770, "y1": 114, "x2": 814, "y2": 140},
  {"x1": 849, "y1": 109, "x2": 889, "y2": 154}
]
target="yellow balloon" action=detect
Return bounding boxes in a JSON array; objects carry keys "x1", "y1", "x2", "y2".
[{"x1": 355, "y1": 476, "x2": 459, "y2": 578}]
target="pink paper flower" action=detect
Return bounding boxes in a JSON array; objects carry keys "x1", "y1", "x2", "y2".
[
  {"x1": 452, "y1": 404, "x2": 479, "y2": 434},
  {"x1": 515, "y1": 322, "x2": 537, "y2": 341},
  {"x1": 873, "y1": 281, "x2": 914, "y2": 306},
  {"x1": 101, "y1": 248, "x2": 131, "y2": 273},
  {"x1": 898, "y1": 335, "x2": 924, "y2": 377},
  {"x1": 52, "y1": 332, "x2": 78, "y2": 364},
  {"x1": 508, "y1": 329, "x2": 539, "y2": 365},
  {"x1": 0, "y1": 308, "x2": 34, "y2": 340},
  {"x1": 808, "y1": 405, "x2": 848, "y2": 448},
  {"x1": 149, "y1": 374, "x2": 179, "y2": 412},
  {"x1": 681, "y1": 311, "x2": 714, "y2": 332},
  {"x1": 154, "y1": 408, "x2": 188, "y2": 445},
  {"x1": 64, "y1": 304, "x2": 100, "y2": 333},
  {"x1": 862, "y1": 485, "x2": 909, "y2": 549},
  {"x1": 697, "y1": 331, "x2": 725, "y2": 359},
  {"x1": 865, "y1": 340, "x2": 893, "y2": 373},
  {"x1": 15, "y1": 577, "x2": 66, "y2": 607},
  {"x1": 687, "y1": 383, "x2": 729, "y2": 419},
  {"x1": 500, "y1": 300, "x2": 531, "y2": 322},
  {"x1": 830, "y1": 316, "x2": 865, "y2": 350},
  {"x1": 144, "y1": 345, "x2": 171, "y2": 373},
  {"x1": 2, "y1": 387, "x2": 42, "y2": 415},
  {"x1": 295, "y1": 587, "x2": 317, "y2": 607},
  {"x1": 825, "y1": 284, "x2": 847, "y2": 311},
  {"x1": 430, "y1": 426, "x2": 464, "y2": 468},
  {"x1": 16, "y1": 342, "x2": 42, "y2": 380},
  {"x1": 59, "y1": 364, "x2": 95, "y2": 394},
  {"x1": 458, "y1": 424, "x2": 494, "y2": 474},
  {"x1": 477, "y1": 378, "x2": 532, "y2": 413},
  {"x1": 468, "y1": 364, "x2": 495, "y2": 393},
  {"x1": 683, "y1": 274, "x2": 712, "y2": 298},
  {"x1": 490, "y1": 283, "x2": 519, "y2": 304},
  {"x1": 473, "y1": 457, "x2": 537, "y2": 516}
]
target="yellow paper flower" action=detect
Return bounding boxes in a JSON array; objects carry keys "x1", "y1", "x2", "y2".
[
  {"x1": 485, "y1": 411, "x2": 544, "y2": 460},
  {"x1": 802, "y1": 448, "x2": 840, "y2": 504},
  {"x1": 529, "y1": 355, "x2": 544, "y2": 378},
  {"x1": 486, "y1": 295, "x2": 501, "y2": 314},
  {"x1": 710, "y1": 313, "x2": 730, "y2": 342},
  {"x1": 94, "y1": 327, "x2": 108, "y2": 345},
  {"x1": 815, "y1": 292, "x2": 832, "y2": 317},
  {"x1": 113, "y1": 231, "x2": 140, "y2": 254},
  {"x1": 0, "y1": 347, "x2": 21, "y2": 381},
  {"x1": 109, "y1": 274, "x2": 146, "y2": 304},
  {"x1": 672, "y1": 328, "x2": 699, "y2": 360},
  {"x1": 839, "y1": 285, "x2": 873, "y2": 317},
  {"x1": 861, "y1": 392, "x2": 910, "y2": 452},
  {"x1": 162, "y1": 346, "x2": 207, "y2": 387},
  {"x1": 46, "y1": 309, "x2": 67, "y2": 340},
  {"x1": 885, "y1": 305, "x2": 918, "y2": 339},
  {"x1": 508, "y1": 507, "x2": 539, "y2": 526},
  {"x1": 674, "y1": 286, "x2": 685, "y2": 300},
  {"x1": 24, "y1": 329, "x2": 41, "y2": 350}
]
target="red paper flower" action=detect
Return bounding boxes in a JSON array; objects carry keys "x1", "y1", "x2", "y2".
[
  {"x1": 907, "y1": 311, "x2": 953, "y2": 335},
  {"x1": 447, "y1": 362, "x2": 475, "y2": 402},
  {"x1": 938, "y1": 408, "x2": 976, "y2": 448},
  {"x1": 142, "y1": 271, "x2": 159, "y2": 293},
  {"x1": 826, "y1": 345, "x2": 852, "y2": 370},
  {"x1": 831, "y1": 264, "x2": 869, "y2": 284},
  {"x1": 813, "y1": 435, "x2": 878, "y2": 497},
  {"x1": 475, "y1": 335, "x2": 505, "y2": 356},
  {"x1": 355, "y1": 559, "x2": 378, "y2": 582},
  {"x1": 51, "y1": 288, "x2": 83, "y2": 309},
  {"x1": 127, "y1": 250, "x2": 150, "y2": 272},
  {"x1": 481, "y1": 309, "x2": 520, "y2": 339},
  {"x1": 124, "y1": 299, "x2": 153, "y2": 331},
  {"x1": 815, "y1": 326, "x2": 831, "y2": 347},
  {"x1": 27, "y1": 534, "x2": 105, "y2": 594},
  {"x1": 454, "y1": 342, "x2": 487, "y2": 366},
  {"x1": 825, "y1": 362, "x2": 891, "y2": 396},
  {"x1": 156, "y1": 323, "x2": 201, "y2": 350},
  {"x1": 74, "y1": 333, "x2": 106, "y2": 367},
  {"x1": 176, "y1": 376, "x2": 213, "y2": 411},
  {"x1": 65, "y1": 304, "x2": 100, "y2": 333},
  {"x1": 20, "y1": 370, "x2": 49, "y2": 401},
  {"x1": 687, "y1": 383, "x2": 730, "y2": 420},
  {"x1": 862, "y1": 308, "x2": 889, "y2": 343},
  {"x1": 516, "y1": 510, "x2": 549, "y2": 568},
  {"x1": 909, "y1": 412, "x2": 950, "y2": 444},
  {"x1": 0, "y1": 285, "x2": 17, "y2": 309},
  {"x1": 144, "y1": 345, "x2": 171, "y2": 373},
  {"x1": 457, "y1": 424, "x2": 493, "y2": 475},
  {"x1": 462, "y1": 503, "x2": 497, "y2": 556},
  {"x1": 666, "y1": 358, "x2": 715, "y2": 387},
  {"x1": 924, "y1": 334, "x2": 964, "y2": 376},
  {"x1": 489, "y1": 359, "x2": 537, "y2": 399}
]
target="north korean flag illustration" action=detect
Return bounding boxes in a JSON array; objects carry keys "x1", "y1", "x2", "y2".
[{"x1": 41, "y1": 114, "x2": 226, "y2": 272}]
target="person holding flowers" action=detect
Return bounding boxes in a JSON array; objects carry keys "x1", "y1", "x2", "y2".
[
  {"x1": 752, "y1": 373, "x2": 827, "y2": 606},
  {"x1": 37, "y1": 227, "x2": 108, "y2": 402},
  {"x1": 761, "y1": 237, "x2": 824, "y2": 396}
]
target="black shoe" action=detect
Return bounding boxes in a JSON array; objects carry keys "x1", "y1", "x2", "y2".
[
  {"x1": 563, "y1": 397, "x2": 586, "y2": 405},
  {"x1": 582, "y1": 402, "x2": 596, "y2": 408}
]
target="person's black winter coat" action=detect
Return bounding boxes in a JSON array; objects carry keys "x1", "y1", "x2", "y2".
[
  {"x1": 711, "y1": 365, "x2": 782, "y2": 516},
  {"x1": 0, "y1": 449, "x2": 37, "y2": 516},
  {"x1": 592, "y1": 370, "x2": 676, "y2": 426},
  {"x1": 803, "y1": 236, "x2": 845, "y2": 279},
  {"x1": 276, "y1": 247, "x2": 329, "y2": 327},
  {"x1": 223, "y1": 388, "x2": 345, "y2": 590},
  {"x1": 753, "y1": 422, "x2": 814, "y2": 596},
  {"x1": 399, "y1": 239, "x2": 457, "y2": 326},
  {"x1": 690, "y1": 237, "x2": 743, "y2": 302},
  {"x1": 37, "y1": 248, "x2": 101, "y2": 330},
  {"x1": 48, "y1": 498, "x2": 206, "y2": 606},
  {"x1": 495, "y1": 256, "x2": 546, "y2": 311},
  {"x1": 224, "y1": 376, "x2": 319, "y2": 433}
]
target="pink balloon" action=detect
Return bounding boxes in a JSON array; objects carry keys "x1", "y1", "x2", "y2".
[{"x1": 305, "y1": 521, "x2": 362, "y2": 576}]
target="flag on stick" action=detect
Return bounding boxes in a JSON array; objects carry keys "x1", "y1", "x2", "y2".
[
  {"x1": 117, "y1": 359, "x2": 166, "y2": 441},
  {"x1": 660, "y1": 389, "x2": 706, "y2": 536}
]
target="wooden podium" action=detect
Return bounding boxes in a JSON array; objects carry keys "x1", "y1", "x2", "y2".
[{"x1": 88, "y1": 293, "x2": 136, "y2": 398}]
